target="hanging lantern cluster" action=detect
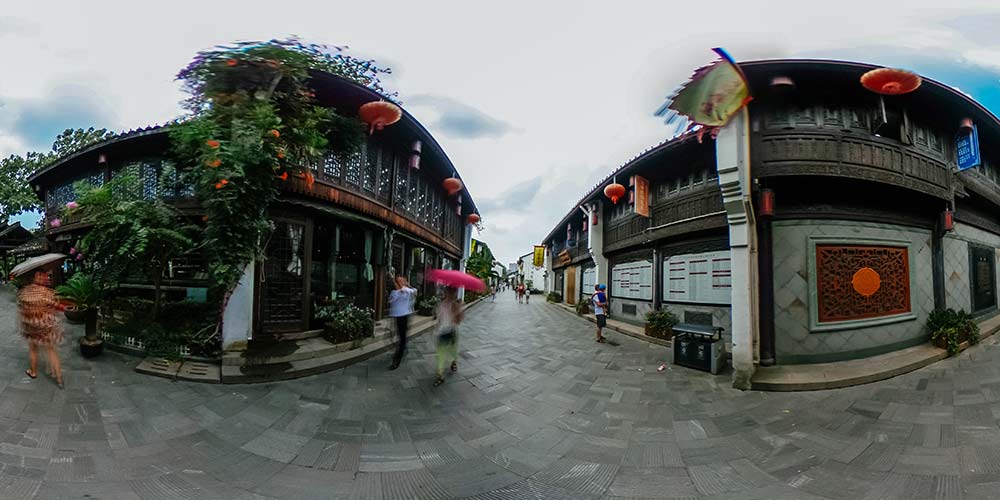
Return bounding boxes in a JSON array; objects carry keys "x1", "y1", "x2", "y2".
[
  {"x1": 358, "y1": 100, "x2": 402, "y2": 134},
  {"x1": 860, "y1": 67, "x2": 921, "y2": 95},
  {"x1": 604, "y1": 182, "x2": 626, "y2": 204},
  {"x1": 443, "y1": 177, "x2": 463, "y2": 196}
]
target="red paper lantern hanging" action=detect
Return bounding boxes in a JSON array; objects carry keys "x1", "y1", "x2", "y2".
[
  {"x1": 443, "y1": 177, "x2": 463, "y2": 196},
  {"x1": 759, "y1": 188, "x2": 775, "y2": 217},
  {"x1": 860, "y1": 68, "x2": 922, "y2": 95},
  {"x1": 467, "y1": 213, "x2": 481, "y2": 225},
  {"x1": 358, "y1": 100, "x2": 402, "y2": 134},
  {"x1": 604, "y1": 183, "x2": 626, "y2": 204}
]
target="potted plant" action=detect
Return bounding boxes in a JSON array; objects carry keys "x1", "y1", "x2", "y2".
[
  {"x1": 928, "y1": 308, "x2": 980, "y2": 356},
  {"x1": 416, "y1": 296, "x2": 439, "y2": 317},
  {"x1": 645, "y1": 309, "x2": 679, "y2": 340},
  {"x1": 546, "y1": 292, "x2": 563, "y2": 303},
  {"x1": 322, "y1": 303, "x2": 375, "y2": 346},
  {"x1": 575, "y1": 299, "x2": 590, "y2": 315},
  {"x1": 56, "y1": 273, "x2": 99, "y2": 324}
]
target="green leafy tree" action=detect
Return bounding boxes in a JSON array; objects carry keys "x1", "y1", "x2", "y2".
[
  {"x1": 170, "y1": 37, "x2": 385, "y2": 295},
  {"x1": 0, "y1": 153, "x2": 46, "y2": 223},
  {"x1": 75, "y1": 172, "x2": 198, "y2": 318},
  {"x1": 50, "y1": 127, "x2": 117, "y2": 157}
]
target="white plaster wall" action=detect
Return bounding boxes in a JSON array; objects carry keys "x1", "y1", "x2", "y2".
[{"x1": 222, "y1": 263, "x2": 255, "y2": 351}]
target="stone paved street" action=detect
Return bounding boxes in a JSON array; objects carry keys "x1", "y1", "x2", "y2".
[{"x1": 3, "y1": 288, "x2": 1000, "y2": 499}]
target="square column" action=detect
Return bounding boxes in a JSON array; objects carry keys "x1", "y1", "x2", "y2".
[{"x1": 714, "y1": 109, "x2": 759, "y2": 390}]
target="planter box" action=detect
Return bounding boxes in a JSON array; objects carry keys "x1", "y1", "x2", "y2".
[{"x1": 644, "y1": 324, "x2": 673, "y2": 341}]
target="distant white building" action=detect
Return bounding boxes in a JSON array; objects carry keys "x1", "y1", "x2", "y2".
[{"x1": 517, "y1": 252, "x2": 547, "y2": 292}]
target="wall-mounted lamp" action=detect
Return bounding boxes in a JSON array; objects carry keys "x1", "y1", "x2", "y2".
[
  {"x1": 770, "y1": 76, "x2": 796, "y2": 93},
  {"x1": 959, "y1": 118, "x2": 974, "y2": 135},
  {"x1": 408, "y1": 141, "x2": 422, "y2": 169},
  {"x1": 759, "y1": 188, "x2": 775, "y2": 217},
  {"x1": 98, "y1": 153, "x2": 108, "y2": 164},
  {"x1": 942, "y1": 209, "x2": 954, "y2": 232}
]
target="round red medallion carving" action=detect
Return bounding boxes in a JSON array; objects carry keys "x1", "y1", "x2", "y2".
[{"x1": 852, "y1": 267, "x2": 881, "y2": 297}]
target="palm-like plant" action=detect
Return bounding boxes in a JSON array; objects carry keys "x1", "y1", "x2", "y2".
[{"x1": 55, "y1": 273, "x2": 100, "y2": 311}]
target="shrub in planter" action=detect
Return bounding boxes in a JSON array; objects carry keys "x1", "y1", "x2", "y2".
[
  {"x1": 322, "y1": 304, "x2": 375, "y2": 345},
  {"x1": 928, "y1": 308, "x2": 980, "y2": 356},
  {"x1": 645, "y1": 310, "x2": 679, "y2": 340},
  {"x1": 416, "y1": 296, "x2": 439, "y2": 317},
  {"x1": 575, "y1": 300, "x2": 590, "y2": 315},
  {"x1": 546, "y1": 292, "x2": 563, "y2": 303}
]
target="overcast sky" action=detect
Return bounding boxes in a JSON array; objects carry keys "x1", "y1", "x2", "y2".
[{"x1": 3, "y1": 1, "x2": 1000, "y2": 265}]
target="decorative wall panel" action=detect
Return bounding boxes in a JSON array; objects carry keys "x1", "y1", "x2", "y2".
[{"x1": 815, "y1": 245, "x2": 910, "y2": 322}]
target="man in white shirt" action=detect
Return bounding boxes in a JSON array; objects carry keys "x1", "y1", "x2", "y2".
[{"x1": 388, "y1": 276, "x2": 417, "y2": 370}]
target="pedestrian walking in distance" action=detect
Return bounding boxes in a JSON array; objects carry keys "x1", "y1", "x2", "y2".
[
  {"x1": 592, "y1": 284, "x2": 608, "y2": 343},
  {"x1": 524, "y1": 286, "x2": 530, "y2": 304},
  {"x1": 434, "y1": 287, "x2": 464, "y2": 386},
  {"x1": 18, "y1": 269, "x2": 65, "y2": 387},
  {"x1": 388, "y1": 276, "x2": 417, "y2": 370}
]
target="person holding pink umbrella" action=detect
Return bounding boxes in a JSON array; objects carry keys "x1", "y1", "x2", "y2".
[{"x1": 433, "y1": 287, "x2": 464, "y2": 386}]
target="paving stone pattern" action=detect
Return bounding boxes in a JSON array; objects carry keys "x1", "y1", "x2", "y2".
[{"x1": 3, "y1": 287, "x2": 1000, "y2": 499}]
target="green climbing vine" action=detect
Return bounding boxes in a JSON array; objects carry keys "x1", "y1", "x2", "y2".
[{"x1": 169, "y1": 38, "x2": 391, "y2": 293}]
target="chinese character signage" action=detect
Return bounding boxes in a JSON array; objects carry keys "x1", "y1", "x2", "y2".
[
  {"x1": 533, "y1": 246, "x2": 545, "y2": 267},
  {"x1": 957, "y1": 124, "x2": 981, "y2": 171},
  {"x1": 633, "y1": 175, "x2": 650, "y2": 217}
]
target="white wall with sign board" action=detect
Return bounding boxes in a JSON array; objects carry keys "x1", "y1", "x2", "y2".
[
  {"x1": 664, "y1": 250, "x2": 732, "y2": 304},
  {"x1": 581, "y1": 267, "x2": 596, "y2": 298},
  {"x1": 611, "y1": 260, "x2": 653, "y2": 300}
]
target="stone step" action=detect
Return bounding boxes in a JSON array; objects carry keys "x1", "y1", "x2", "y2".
[
  {"x1": 220, "y1": 315, "x2": 438, "y2": 383},
  {"x1": 222, "y1": 329, "x2": 395, "y2": 366},
  {"x1": 221, "y1": 336, "x2": 398, "y2": 383}
]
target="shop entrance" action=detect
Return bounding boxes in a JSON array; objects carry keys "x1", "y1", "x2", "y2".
[{"x1": 258, "y1": 218, "x2": 310, "y2": 335}]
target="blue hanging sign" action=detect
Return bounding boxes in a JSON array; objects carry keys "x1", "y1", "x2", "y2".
[{"x1": 957, "y1": 124, "x2": 981, "y2": 171}]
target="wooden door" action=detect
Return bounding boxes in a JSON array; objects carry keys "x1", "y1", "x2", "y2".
[
  {"x1": 566, "y1": 268, "x2": 577, "y2": 305},
  {"x1": 258, "y1": 218, "x2": 310, "y2": 335}
]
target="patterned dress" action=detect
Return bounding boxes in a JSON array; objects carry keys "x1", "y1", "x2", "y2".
[{"x1": 17, "y1": 284, "x2": 63, "y2": 347}]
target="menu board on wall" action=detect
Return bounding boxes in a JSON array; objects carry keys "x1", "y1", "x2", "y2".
[
  {"x1": 582, "y1": 267, "x2": 596, "y2": 296},
  {"x1": 664, "y1": 250, "x2": 732, "y2": 304},
  {"x1": 611, "y1": 260, "x2": 653, "y2": 300}
]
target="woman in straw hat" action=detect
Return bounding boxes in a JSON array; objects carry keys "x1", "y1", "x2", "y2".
[{"x1": 18, "y1": 267, "x2": 65, "y2": 388}]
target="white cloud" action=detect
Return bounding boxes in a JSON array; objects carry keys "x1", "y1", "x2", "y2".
[{"x1": 1, "y1": 0, "x2": 1000, "y2": 264}]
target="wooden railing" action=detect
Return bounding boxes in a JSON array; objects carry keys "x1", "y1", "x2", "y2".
[{"x1": 752, "y1": 130, "x2": 952, "y2": 199}]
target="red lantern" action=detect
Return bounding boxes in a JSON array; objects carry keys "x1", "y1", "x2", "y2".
[
  {"x1": 759, "y1": 188, "x2": 775, "y2": 217},
  {"x1": 942, "y1": 209, "x2": 954, "y2": 232},
  {"x1": 592, "y1": 211, "x2": 598, "y2": 226},
  {"x1": 960, "y1": 118, "x2": 974, "y2": 134},
  {"x1": 604, "y1": 183, "x2": 626, "y2": 204},
  {"x1": 468, "y1": 213, "x2": 481, "y2": 225},
  {"x1": 358, "y1": 100, "x2": 402, "y2": 134},
  {"x1": 443, "y1": 177, "x2": 463, "y2": 196},
  {"x1": 860, "y1": 68, "x2": 922, "y2": 95}
]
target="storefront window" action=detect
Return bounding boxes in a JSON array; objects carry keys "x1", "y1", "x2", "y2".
[{"x1": 311, "y1": 220, "x2": 373, "y2": 325}]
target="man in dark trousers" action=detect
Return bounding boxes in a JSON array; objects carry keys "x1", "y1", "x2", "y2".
[
  {"x1": 592, "y1": 284, "x2": 608, "y2": 343},
  {"x1": 388, "y1": 276, "x2": 417, "y2": 370}
]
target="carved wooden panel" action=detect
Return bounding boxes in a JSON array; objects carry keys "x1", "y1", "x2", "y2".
[{"x1": 815, "y1": 245, "x2": 910, "y2": 323}]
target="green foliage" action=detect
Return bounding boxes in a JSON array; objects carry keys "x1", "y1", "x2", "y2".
[
  {"x1": 645, "y1": 310, "x2": 679, "y2": 339},
  {"x1": 75, "y1": 173, "x2": 198, "y2": 316},
  {"x1": 546, "y1": 292, "x2": 562, "y2": 303},
  {"x1": 50, "y1": 127, "x2": 118, "y2": 157},
  {"x1": 321, "y1": 303, "x2": 374, "y2": 344},
  {"x1": 170, "y1": 38, "x2": 383, "y2": 293},
  {"x1": 575, "y1": 300, "x2": 590, "y2": 315},
  {"x1": 0, "y1": 153, "x2": 45, "y2": 223},
  {"x1": 0, "y1": 128, "x2": 118, "y2": 226},
  {"x1": 417, "y1": 295, "x2": 439, "y2": 316},
  {"x1": 55, "y1": 273, "x2": 100, "y2": 310},
  {"x1": 101, "y1": 298, "x2": 218, "y2": 360},
  {"x1": 465, "y1": 251, "x2": 496, "y2": 284},
  {"x1": 928, "y1": 308, "x2": 979, "y2": 356}
]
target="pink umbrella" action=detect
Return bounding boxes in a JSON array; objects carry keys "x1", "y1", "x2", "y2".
[{"x1": 425, "y1": 269, "x2": 486, "y2": 292}]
